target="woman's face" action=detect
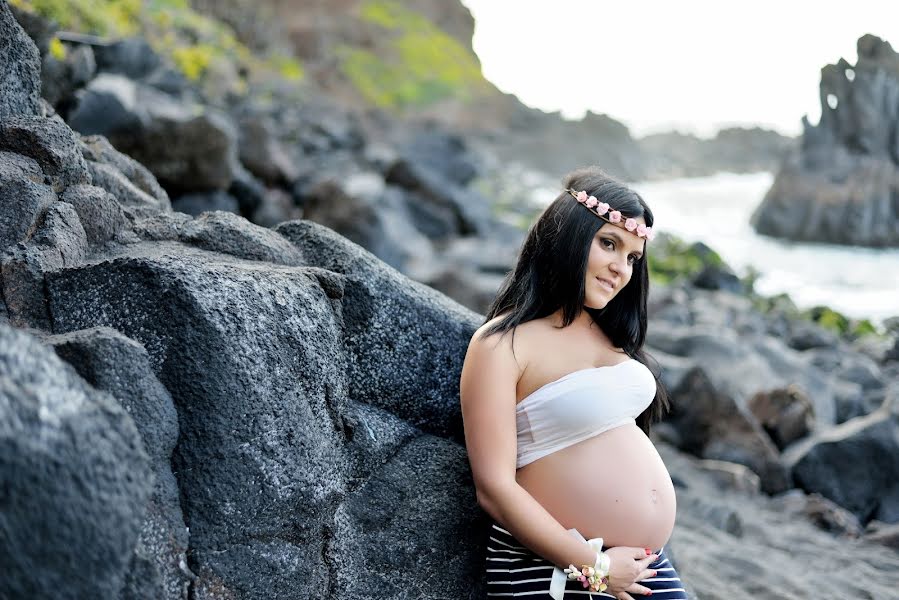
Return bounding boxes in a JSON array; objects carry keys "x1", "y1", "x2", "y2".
[{"x1": 583, "y1": 219, "x2": 646, "y2": 309}]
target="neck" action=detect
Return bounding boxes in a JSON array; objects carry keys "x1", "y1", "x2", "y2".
[{"x1": 551, "y1": 307, "x2": 597, "y2": 331}]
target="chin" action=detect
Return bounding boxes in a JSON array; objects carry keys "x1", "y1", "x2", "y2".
[{"x1": 583, "y1": 296, "x2": 610, "y2": 310}]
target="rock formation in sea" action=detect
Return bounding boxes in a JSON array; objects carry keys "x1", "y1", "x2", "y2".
[
  {"x1": 753, "y1": 34, "x2": 899, "y2": 247},
  {"x1": 2, "y1": 2, "x2": 899, "y2": 599}
]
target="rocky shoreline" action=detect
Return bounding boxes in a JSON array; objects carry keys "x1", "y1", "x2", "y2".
[
  {"x1": 753, "y1": 35, "x2": 899, "y2": 247},
  {"x1": 2, "y1": 2, "x2": 899, "y2": 599}
]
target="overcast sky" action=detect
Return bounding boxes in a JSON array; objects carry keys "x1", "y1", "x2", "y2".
[{"x1": 460, "y1": 0, "x2": 899, "y2": 137}]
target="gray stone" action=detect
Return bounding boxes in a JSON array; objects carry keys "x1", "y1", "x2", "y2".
[
  {"x1": 753, "y1": 35, "x2": 899, "y2": 247},
  {"x1": 1, "y1": 201, "x2": 86, "y2": 328},
  {"x1": 47, "y1": 327, "x2": 193, "y2": 599},
  {"x1": 45, "y1": 244, "x2": 349, "y2": 597},
  {"x1": 79, "y1": 134, "x2": 170, "y2": 207},
  {"x1": 93, "y1": 37, "x2": 163, "y2": 79},
  {"x1": 665, "y1": 367, "x2": 790, "y2": 494},
  {"x1": 332, "y1": 435, "x2": 486, "y2": 600},
  {"x1": 0, "y1": 115, "x2": 91, "y2": 192},
  {"x1": 88, "y1": 160, "x2": 167, "y2": 214},
  {"x1": 302, "y1": 174, "x2": 435, "y2": 273},
  {"x1": 172, "y1": 191, "x2": 240, "y2": 216},
  {"x1": 785, "y1": 406, "x2": 899, "y2": 523},
  {"x1": 1, "y1": 243, "x2": 53, "y2": 328},
  {"x1": 236, "y1": 113, "x2": 300, "y2": 184},
  {"x1": 179, "y1": 210, "x2": 305, "y2": 266},
  {"x1": 0, "y1": 0, "x2": 42, "y2": 118},
  {"x1": 30, "y1": 201, "x2": 88, "y2": 267},
  {"x1": 61, "y1": 184, "x2": 130, "y2": 245},
  {"x1": 69, "y1": 76, "x2": 240, "y2": 192},
  {"x1": 275, "y1": 220, "x2": 481, "y2": 437},
  {"x1": 0, "y1": 324, "x2": 152, "y2": 600},
  {"x1": 0, "y1": 174, "x2": 57, "y2": 250}
]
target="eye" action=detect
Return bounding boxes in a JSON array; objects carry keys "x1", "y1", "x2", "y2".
[
  {"x1": 627, "y1": 254, "x2": 639, "y2": 265},
  {"x1": 600, "y1": 238, "x2": 614, "y2": 250}
]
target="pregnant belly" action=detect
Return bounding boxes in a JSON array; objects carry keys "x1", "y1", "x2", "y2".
[{"x1": 515, "y1": 424, "x2": 676, "y2": 550}]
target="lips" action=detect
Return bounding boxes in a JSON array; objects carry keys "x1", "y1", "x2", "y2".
[{"x1": 596, "y1": 277, "x2": 615, "y2": 292}]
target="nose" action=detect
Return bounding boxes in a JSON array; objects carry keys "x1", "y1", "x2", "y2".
[{"x1": 609, "y1": 258, "x2": 624, "y2": 274}]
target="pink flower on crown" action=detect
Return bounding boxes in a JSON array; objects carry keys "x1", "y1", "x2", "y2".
[
  {"x1": 608, "y1": 210, "x2": 622, "y2": 223},
  {"x1": 576, "y1": 190, "x2": 588, "y2": 202},
  {"x1": 586, "y1": 196, "x2": 598, "y2": 208},
  {"x1": 624, "y1": 218, "x2": 638, "y2": 231},
  {"x1": 595, "y1": 202, "x2": 610, "y2": 215},
  {"x1": 644, "y1": 226, "x2": 655, "y2": 241},
  {"x1": 636, "y1": 223, "x2": 648, "y2": 237}
]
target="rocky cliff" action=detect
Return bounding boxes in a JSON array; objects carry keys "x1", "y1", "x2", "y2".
[
  {"x1": 2, "y1": 2, "x2": 899, "y2": 599},
  {"x1": 753, "y1": 35, "x2": 899, "y2": 247}
]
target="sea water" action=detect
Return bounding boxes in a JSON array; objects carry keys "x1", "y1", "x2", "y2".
[
  {"x1": 633, "y1": 172, "x2": 899, "y2": 325},
  {"x1": 520, "y1": 169, "x2": 899, "y2": 324}
]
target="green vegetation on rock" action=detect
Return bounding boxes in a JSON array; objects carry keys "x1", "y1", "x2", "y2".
[
  {"x1": 340, "y1": 1, "x2": 486, "y2": 110},
  {"x1": 11, "y1": 0, "x2": 303, "y2": 99},
  {"x1": 648, "y1": 234, "x2": 723, "y2": 284}
]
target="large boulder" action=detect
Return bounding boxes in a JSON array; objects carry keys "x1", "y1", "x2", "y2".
[
  {"x1": 0, "y1": 324, "x2": 153, "y2": 599},
  {"x1": 0, "y1": 0, "x2": 42, "y2": 118},
  {"x1": 275, "y1": 219, "x2": 481, "y2": 438},
  {"x1": 785, "y1": 405, "x2": 899, "y2": 524},
  {"x1": 48, "y1": 327, "x2": 194, "y2": 599},
  {"x1": 68, "y1": 75, "x2": 240, "y2": 193},
  {"x1": 664, "y1": 367, "x2": 791, "y2": 494},
  {"x1": 40, "y1": 220, "x2": 482, "y2": 597},
  {"x1": 0, "y1": 115, "x2": 91, "y2": 192},
  {"x1": 753, "y1": 35, "x2": 899, "y2": 247}
]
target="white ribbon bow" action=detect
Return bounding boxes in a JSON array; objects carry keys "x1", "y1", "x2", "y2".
[{"x1": 549, "y1": 529, "x2": 605, "y2": 600}]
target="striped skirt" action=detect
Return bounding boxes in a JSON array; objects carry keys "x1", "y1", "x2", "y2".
[{"x1": 485, "y1": 521, "x2": 688, "y2": 599}]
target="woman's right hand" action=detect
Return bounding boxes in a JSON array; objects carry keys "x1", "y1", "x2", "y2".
[{"x1": 603, "y1": 546, "x2": 658, "y2": 599}]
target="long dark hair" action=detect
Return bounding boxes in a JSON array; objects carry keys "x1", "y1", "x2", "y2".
[{"x1": 482, "y1": 166, "x2": 669, "y2": 433}]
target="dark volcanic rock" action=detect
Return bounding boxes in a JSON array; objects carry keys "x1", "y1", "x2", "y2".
[
  {"x1": 179, "y1": 210, "x2": 305, "y2": 266},
  {"x1": 302, "y1": 173, "x2": 435, "y2": 273},
  {"x1": 68, "y1": 75, "x2": 240, "y2": 193},
  {"x1": 0, "y1": 0, "x2": 42, "y2": 118},
  {"x1": 0, "y1": 324, "x2": 153, "y2": 600},
  {"x1": 45, "y1": 244, "x2": 349, "y2": 598},
  {"x1": 785, "y1": 405, "x2": 899, "y2": 523},
  {"x1": 665, "y1": 367, "x2": 790, "y2": 494},
  {"x1": 79, "y1": 134, "x2": 171, "y2": 206},
  {"x1": 61, "y1": 184, "x2": 130, "y2": 245},
  {"x1": 48, "y1": 327, "x2": 193, "y2": 599},
  {"x1": 752, "y1": 35, "x2": 899, "y2": 247},
  {"x1": 275, "y1": 219, "x2": 481, "y2": 438},
  {"x1": 0, "y1": 173, "x2": 56, "y2": 249},
  {"x1": 0, "y1": 115, "x2": 91, "y2": 192},
  {"x1": 332, "y1": 435, "x2": 485, "y2": 600},
  {"x1": 93, "y1": 37, "x2": 163, "y2": 80}
]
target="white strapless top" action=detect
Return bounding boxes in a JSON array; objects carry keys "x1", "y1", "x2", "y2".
[{"x1": 515, "y1": 359, "x2": 656, "y2": 468}]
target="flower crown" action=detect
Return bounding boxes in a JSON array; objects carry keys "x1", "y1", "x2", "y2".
[{"x1": 566, "y1": 188, "x2": 656, "y2": 240}]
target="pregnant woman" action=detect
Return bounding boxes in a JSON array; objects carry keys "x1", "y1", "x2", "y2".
[{"x1": 460, "y1": 166, "x2": 686, "y2": 599}]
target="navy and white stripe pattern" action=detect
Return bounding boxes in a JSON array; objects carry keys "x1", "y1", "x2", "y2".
[{"x1": 486, "y1": 521, "x2": 688, "y2": 599}]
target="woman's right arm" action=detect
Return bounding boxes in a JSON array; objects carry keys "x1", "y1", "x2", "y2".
[
  {"x1": 459, "y1": 325, "x2": 598, "y2": 568},
  {"x1": 459, "y1": 324, "x2": 657, "y2": 598}
]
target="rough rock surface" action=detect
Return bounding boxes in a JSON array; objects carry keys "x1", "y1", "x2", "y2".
[
  {"x1": 0, "y1": 0, "x2": 42, "y2": 118},
  {"x1": 0, "y1": 324, "x2": 153, "y2": 599},
  {"x1": 753, "y1": 35, "x2": 899, "y2": 246},
  {"x1": 48, "y1": 326, "x2": 194, "y2": 599}
]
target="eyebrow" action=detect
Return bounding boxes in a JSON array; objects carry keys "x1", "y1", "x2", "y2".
[{"x1": 600, "y1": 230, "x2": 644, "y2": 256}]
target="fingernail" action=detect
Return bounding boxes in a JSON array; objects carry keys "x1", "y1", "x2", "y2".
[
  {"x1": 643, "y1": 592, "x2": 652, "y2": 597},
  {"x1": 644, "y1": 547, "x2": 651, "y2": 555}
]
